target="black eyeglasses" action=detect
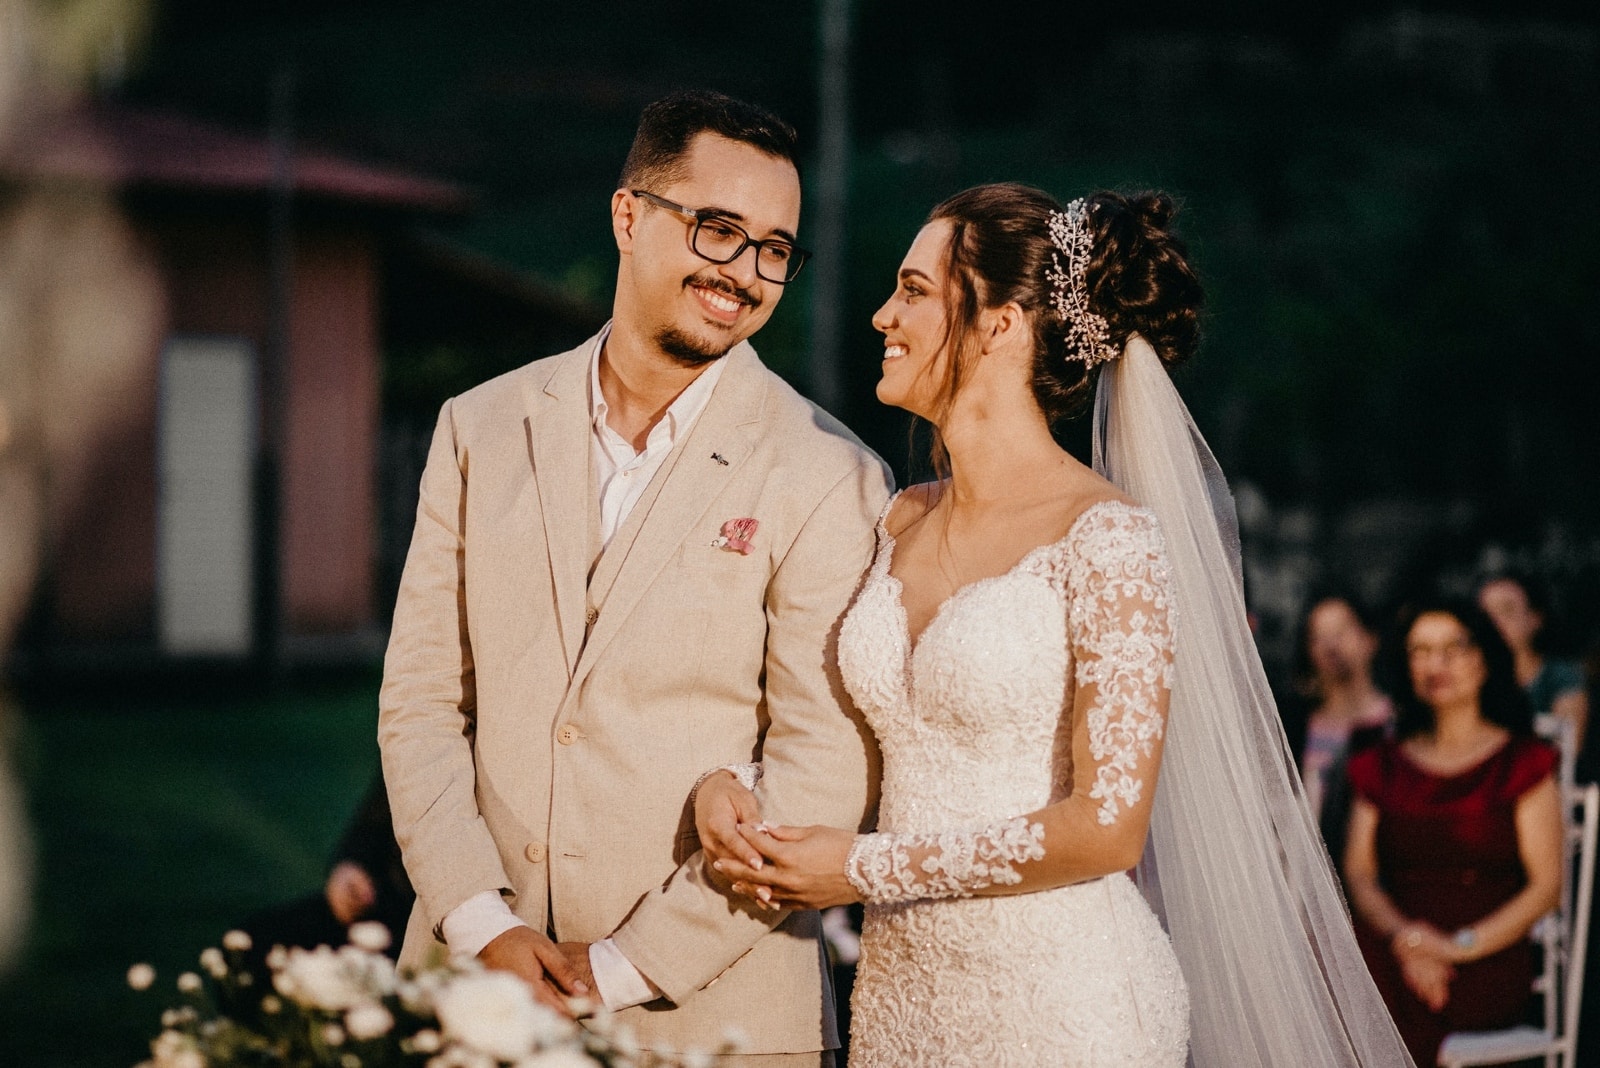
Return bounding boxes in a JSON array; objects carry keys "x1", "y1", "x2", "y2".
[{"x1": 631, "y1": 189, "x2": 810, "y2": 284}]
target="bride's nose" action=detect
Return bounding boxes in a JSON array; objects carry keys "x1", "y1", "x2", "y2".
[{"x1": 871, "y1": 296, "x2": 895, "y2": 332}]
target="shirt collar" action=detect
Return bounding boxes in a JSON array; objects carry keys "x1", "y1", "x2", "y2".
[{"x1": 588, "y1": 321, "x2": 729, "y2": 447}]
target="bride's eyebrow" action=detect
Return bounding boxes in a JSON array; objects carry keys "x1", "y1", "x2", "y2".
[{"x1": 899, "y1": 267, "x2": 934, "y2": 285}]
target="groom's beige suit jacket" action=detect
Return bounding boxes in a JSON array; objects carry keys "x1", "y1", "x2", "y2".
[{"x1": 379, "y1": 331, "x2": 889, "y2": 1054}]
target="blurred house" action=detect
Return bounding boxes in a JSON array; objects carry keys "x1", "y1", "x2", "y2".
[{"x1": 0, "y1": 103, "x2": 602, "y2": 673}]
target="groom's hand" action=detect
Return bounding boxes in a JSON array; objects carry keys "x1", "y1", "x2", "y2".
[
  {"x1": 555, "y1": 942, "x2": 597, "y2": 1005},
  {"x1": 695, "y1": 770, "x2": 766, "y2": 879},
  {"x1": 478, "y1": 926, "x2": 590, "y2": 1016}
]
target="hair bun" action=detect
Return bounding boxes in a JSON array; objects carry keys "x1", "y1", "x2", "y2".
[
  {"x1": 1128, "y1": 192, "x2": 1176, "y2": 232},
  {"x1": 1083, "y1": 190, "x2": 1203, "y2": 370}
]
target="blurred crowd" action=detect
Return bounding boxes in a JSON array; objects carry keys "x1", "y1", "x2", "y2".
[{"x1": 1282, "y1": 570, "x2": 1595, "y2": 1066}]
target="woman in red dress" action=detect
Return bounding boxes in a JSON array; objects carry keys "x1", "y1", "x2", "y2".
[{"x1": 1344, "y1": 597, "x2": 1563, "y2": 1066}]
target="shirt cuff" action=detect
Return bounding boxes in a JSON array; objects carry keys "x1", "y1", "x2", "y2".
[
  {"x1": 440, "y1": 889, "x2": 526, "y2": 958},
  {"x1": 589, "y1": 937, "x2": 662, "y2": 1010}
]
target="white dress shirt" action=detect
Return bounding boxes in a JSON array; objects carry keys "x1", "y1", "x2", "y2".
[{"x1": 440, "y1": 325, "x2": 725, "y2": 1009}]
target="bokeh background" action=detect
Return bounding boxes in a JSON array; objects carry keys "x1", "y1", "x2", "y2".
[{"x1": 2, "y1": 1, "x2": 1598, "y2": 1064}]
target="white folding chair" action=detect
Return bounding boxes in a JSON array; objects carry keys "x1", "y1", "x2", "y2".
[{"x1": 1437, "y1": 781, "x2": 1597, "y2": 1068}]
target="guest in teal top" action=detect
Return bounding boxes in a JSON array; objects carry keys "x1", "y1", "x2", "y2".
[{"x1": 1478, "y1": 572, "x2": 1589, "y2": 763}]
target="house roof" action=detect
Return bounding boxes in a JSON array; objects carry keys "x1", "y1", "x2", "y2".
[{"x1": 0, "y1": 103, "x2": 468, "y2": 213}]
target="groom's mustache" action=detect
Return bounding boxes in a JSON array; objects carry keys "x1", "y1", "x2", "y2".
[{"x1": 686, "y1": 273, "x2": 761, "y2": 311}]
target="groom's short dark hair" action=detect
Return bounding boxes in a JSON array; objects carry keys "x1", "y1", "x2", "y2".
[{"x1": 619, "y1": 89, "x2": 801, "y2": 191}]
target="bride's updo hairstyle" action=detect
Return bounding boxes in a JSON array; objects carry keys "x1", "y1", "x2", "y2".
[{"x1": 923, "y1": 183, "x2": 1203, "y2": 459}]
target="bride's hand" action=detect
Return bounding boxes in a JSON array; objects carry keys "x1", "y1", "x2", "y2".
[
  {"x1": 694, "y1": 771, "x2": 767, "y2": 878},
  {"x1": 714, "y1": 824, "x2": 860, "y2": 911}
]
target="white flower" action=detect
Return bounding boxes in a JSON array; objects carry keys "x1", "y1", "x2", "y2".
[
  {"x1": 345, "y1": 1000, "x2": 395, "y2": 1040},
  {"x1": 273, "y1": 945, "x2": 368, "y2": 1011},
  {"x1": 323, "y1": 1023, "x2": 347, "y2": 1046},
  {"x1": 348, "y1": 920, "x2": 391, "y2": 953},
  {"x1": 515, "y1": 1050, "x2": 599, "y2": 1068},
  {"x1": 222, "y1": 930, "x2": 252, "y2": 952},
  {"x1": 127, "y1": 963, "x2": 156, "y2": 991},
  {"x1": 199, "y1": 947, "x2": 227, "y2": 979},
  {"x1": 149, "y1": 1031, "x2": 204, "y2": 1068},
  {"x1": 265, "y1": 945, "x2": 288, "y2": 971},
  {"x1": 341, "y1": 1055, "x2": 362, "y2": 1068},
  {"x1": 434, "y1": 970, "x2": 573, "y2": 1062},
  {"x1": 260, "y1": 995, "x2": 282, "y2": 1015},
  {"x1": 408, "y1": 1028, "x2": 441, "y2": 1053},
  {"x1": 176, "y1": 972, "x2": 201, "y2": 993},
  {"x1": 609, "y1": 1023, "x2": 641, "y2": 1058}
]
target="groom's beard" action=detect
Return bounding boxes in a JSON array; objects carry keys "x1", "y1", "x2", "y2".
[
  {"x1": 654, "y1": 326, "x2": 728, "y2": 366},
  {"x1": 655, "y1": 274, "x2": 762, "y2": 366}
]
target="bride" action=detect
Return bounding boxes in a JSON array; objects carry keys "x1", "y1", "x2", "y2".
[{"x1": 695, "y1": 183, "x2": 1415, "y2": 1067}]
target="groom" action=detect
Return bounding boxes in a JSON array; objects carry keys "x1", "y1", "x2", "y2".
[{"x1": 378, "y1": 90, "x2": 888, "y2": 1065}]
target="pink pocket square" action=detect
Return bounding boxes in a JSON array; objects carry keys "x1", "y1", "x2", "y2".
[{"x1": 711, "y1": 517, "x2": 758, "y2": 555}]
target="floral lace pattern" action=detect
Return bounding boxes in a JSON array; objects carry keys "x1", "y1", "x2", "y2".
[
  {"x1": 1057, "y1": 506, "x2": 1176, "y2": 824},
  {"x1": 837, "y1": 496, "x2": 1188, "y2": 1067},
  {"x1": 844, "y1": 816, "x2": 1046, "y2": 904}
]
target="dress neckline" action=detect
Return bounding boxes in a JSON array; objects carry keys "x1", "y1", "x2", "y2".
[
  {"x1": 876, "y1": 492, "x2": 1139, "y2": 656},
  {"x1": 1392, "y1": 731, "x2": 1514, "y2": 782}
]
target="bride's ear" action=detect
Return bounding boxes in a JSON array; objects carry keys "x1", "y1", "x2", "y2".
[{"x1": 978, "y1": 301, "x2": 1030, "y2": 358}]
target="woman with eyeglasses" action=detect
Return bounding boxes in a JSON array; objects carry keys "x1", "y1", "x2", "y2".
[{"x1": 1343, "y1": 596, "x2": 1563, "y2": 1066}]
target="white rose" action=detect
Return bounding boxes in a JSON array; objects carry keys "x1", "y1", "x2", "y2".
[
  {"x1": 345, "y1": 1000, "x2": 395, "y2": 1040},
  {"x1": 199, "y1": 947, "x2": 227, "y2": 979},
  {"x1": 338, "y1": 944, "x2": 399, "y2": 997},
  {"x1": 348, "y1": 920, "x2": 391, "y2": 953},
  {"x1": 176, "y1": 972, "x2": 201, "y2": 993},
  {"x1": 260, "y1": 995, "x2": 282, "y2": 1015},
  {"x1": 275, "y1": 946, "x2": 368, "y2": 1011},
  {"x1": 126, "y1": 963, "x2": 156, "y2": 991},
  {"x1": 434, "y1": 970, "x2": 573, "y2": 1062},
  {"x1": 266, "y1": 945, "x2": 288, "y2": 970},
  {"x1": 323, "y1": 1023, "x2": 347, "y2": 1046},
  {"x1": 223, "y1": 930, "x2": 253, "y2": 952}
]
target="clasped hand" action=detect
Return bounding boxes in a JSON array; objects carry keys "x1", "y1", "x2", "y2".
[
  {"x1": 694, "y1": 769, "x2": 860, "y2": 911},
  {"x1": 1391, "y1": 922, "x2": 1456, "y2": 1012}
]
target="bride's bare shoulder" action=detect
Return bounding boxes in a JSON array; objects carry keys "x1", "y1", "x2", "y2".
[{"x1": 885, "y1": 480, "x2": 945, "y2": 538}]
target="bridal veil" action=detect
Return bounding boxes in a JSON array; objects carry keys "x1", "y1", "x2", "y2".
[{"x1": 1094, "y1": 336, "x2": 1416, "y2": 1068}]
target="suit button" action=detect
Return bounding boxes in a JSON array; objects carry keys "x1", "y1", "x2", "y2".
[
  {"x1": 525, "y1": 843, "x2": 546, "y2": 863},
  {"x1": 557, "y1": 725, "x2": 579, "y2": 745},
  {"x1": 585, "y1": 606, "x2": 599, "y2": 626}
]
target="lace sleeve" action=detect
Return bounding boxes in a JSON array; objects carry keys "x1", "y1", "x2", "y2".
[
  {"x1": 844, "y1": 816, "x2": 1047, "y2": 904},
  {"x1": 688, "y1": 762, "x2": 762, "y2": 806},
  {"x1": 1065, "y1": 505, "x2": 1176, "y2": 826}
]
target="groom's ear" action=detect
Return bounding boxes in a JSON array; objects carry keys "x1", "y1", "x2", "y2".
[{"x1": 611, "y1": 189, "x2": 639, "y2": 254}]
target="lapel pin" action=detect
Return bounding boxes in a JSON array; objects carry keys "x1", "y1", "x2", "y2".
[{"x1": 711, "y1": 452, "x2": 729, "y2": 466}]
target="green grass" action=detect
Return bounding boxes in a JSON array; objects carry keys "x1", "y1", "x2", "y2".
[{"x1": 0, "y1": 673, "x2": 383, "y2": 1068}]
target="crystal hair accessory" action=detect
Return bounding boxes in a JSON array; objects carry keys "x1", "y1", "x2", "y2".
[{"x1": 1046, "y1": 199, "x2": 1120, "y2": 369}]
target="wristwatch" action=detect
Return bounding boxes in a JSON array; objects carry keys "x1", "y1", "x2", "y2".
[{"x1": 1452, "y1": 927, "x2": 1478, "y2": 955}]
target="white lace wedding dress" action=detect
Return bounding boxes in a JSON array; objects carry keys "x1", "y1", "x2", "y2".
[{"x1": 836, "y1": 497, "x2": 1189, "y2": 1067}]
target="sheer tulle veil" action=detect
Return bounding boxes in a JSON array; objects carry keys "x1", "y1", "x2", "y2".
[{"x1": 1094, "y1": 335, "x2": 1416, "y2": 1068}]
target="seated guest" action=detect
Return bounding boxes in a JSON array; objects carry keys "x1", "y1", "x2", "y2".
[
  {"x1": 240, "y1": 770, "x2": 413, "y2": 974},
  {"x1": 1293, "y1": 591, "x2": 1394, "y2": 863},
  {"x1": 1478, "y1": 571, "x2": 1589, "y2": 761},
  {"x1": 1343, "y1": 596, "x2": 1562, "y2": 1067}
]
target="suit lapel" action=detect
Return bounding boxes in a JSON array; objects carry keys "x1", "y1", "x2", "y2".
[
  {"x1": 570, "y1": 343, "x2": 767, "y2": 689},
  {"x1": 525, "y1": 342, "x2": 593, "y2": 679}
]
